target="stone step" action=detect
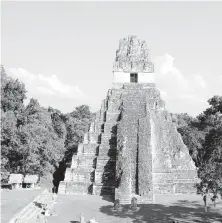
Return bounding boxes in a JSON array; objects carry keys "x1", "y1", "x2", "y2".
[
  {"x1": 19, "y1": 203, "x2": 36, "y2": 220},
  {"x1": 105, "y1": 112, "x2": 120, "y2": 123},
  {"x1": 97, "y1": 152, "x2": 116, "y2": 158},
  {"x1": 71, "y1": 156, "x2": 96, "y2": 167},
  {"x1": 94, "y1": 170, "x2": 115, "y2": 184},
  {"x1": 96, "y1": 158, "x2": 115, "y2": 167},
  {"x1": 99, "y1": 143, "x2": 116, "y2": 150},
  {"x1": 96, "y1": 155, "x2": 116, "y2": 162},
  {"x1": 96, "y1": 159, "x2": 116, "y2": 165},
  {"x1": 88, "y1": 132, "x2": 98, "y2": 143},
  {"x1": 94, "y1": 178, "x2": 116, "y2": 185},
  {"x1": 72, "y1": 163, "x2": 96, "y2": 169},
  {"x1": 66, "y1": 182, "x2": 92, "y2": 194},
  {"x1": 58, "y1": 181, "x2": 66, "y2": 194},
  {"x1": 94, "y1": 166, "x2": 116, "y2": 173},
  {"x1": 98, "y1": 148, "x2": 116, "y2": 156},
  {"x1": 64, "y1": 168, "x2": 95, "y2": 182},
  {"x1": 95, "y1": 167, "x2": 115, "y2": 172},
  {"x1": 71, "y1": 167, "x2": 95, "y2": 172},
  {"x1": 72, "y1": 172, "x2": 91, "y2": 181},
  {"x1": 72, "y1": 176, "x2": 91, "y2": 182},
  {"x1": 96, "y1": 160, "x2": 116, "y2": 170},
  {"x1": 93, "y1": 184, "x2": 115, "y2": 196},
  {"x1": 103, "y1": 123, "x2": 117, "y2": 134},
  {"x1": 82, "y1": 144, "x2": 99, "y2": 155},
  {"x1": 99, "y1": 139, "x2": 116, "y2": 147},
  {"x1": 26, "y1": 205, "x2": 41, "y2": 220},
  {"x1": 100, "y1": 135, "x2": 117, "y2": 146},
  {"x1": 72, "y1": 157, "x2": 96, "y2": 164},
  {"x1": 101, "y1": 132, "x2": 116, "y2": 139},
  {"x1": 122, "y1": 83, "x2": 155, "y2": 89},
  {"x1": 64, "y1": 168, "x2": 73, "y2": 181},
  {"x1": 73, "y1": 154, "x2": 96, "y2": 159},
  {"x1": 106, "y1": 100, "x2": 122, "y2": 111}
]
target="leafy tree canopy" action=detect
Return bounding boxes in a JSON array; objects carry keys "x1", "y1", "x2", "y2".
[
  {"x1": 174, "y1": 95, "x2": 222, "y2": 208},
  {"x1": 1, "y1": 66, "x2": 93, "y2": 184}
]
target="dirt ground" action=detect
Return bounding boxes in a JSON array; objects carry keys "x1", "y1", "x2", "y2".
[
  {"x1": 1, "y1": 188, "x2": 43, "y2": 223},
  {"x1": 1, "y1": 190, "x2": 221, "y2": 223},
  {"x1": 47, "y1": 194, "x2": 222, "y2": 223}
]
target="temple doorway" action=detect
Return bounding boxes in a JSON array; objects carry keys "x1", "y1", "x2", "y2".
[{"x1": 130, "y1": 73, "x2": 138, "y2": 83}]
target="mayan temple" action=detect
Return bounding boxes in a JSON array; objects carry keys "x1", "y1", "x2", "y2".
[{"x1": 58, "y1": 36, "x2": 198, "y2": 204}]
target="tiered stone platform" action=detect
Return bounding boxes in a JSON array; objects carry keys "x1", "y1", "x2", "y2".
[{"x1": 58, "y1": 83, "x2": 198, "y2": 204}]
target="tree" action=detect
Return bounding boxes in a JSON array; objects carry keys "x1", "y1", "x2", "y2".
[
  {"x1": 22, "y1": 99, "x2": 65, "y2": 176},
  {"x1": 1, "y1": 66, "x2": 27, "y2": 182},
  {"x1": 64, "y1": 105, "x2": 92, "y2": 162},
  {"x1": 48, "y1": 106, "x2": 67, "y2": 140},
  {"x1": 196, "y1": 125, "x2": 222, "y2": 210},
  {"x1": 197, "y1": 96, "x2": 222, "y2": 132},
  {"x1": 1, "y1": 66, "x2": 94, "y2": 187},
  {"x1": 178, "y1": 96, "x2": 222, "y2": 210},
  {"x1": 1, "y1": 111, "x2": 20, "y2": 182},
  {"x1": 174, "y1": 96, "x2": 222, "y2": 210},
  {"x1": 1, "y1": 65, "x2": 26, "y2": 113},
  {"x1": 171, "y1": 113, "x2": 204, "y2": 166},
  {"x1": 70, "y1": 105, "x2": 91, "y2": 120},
  {"x1": 171, "y1": 113, "x2": 194, "y2": 128},
  {"x1": 178, "y1": 125, "x2": 205, "y2": 167}
]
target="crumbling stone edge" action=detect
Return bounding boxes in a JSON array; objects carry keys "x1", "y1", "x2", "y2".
[{"x1": 8, "y1": 189, "x2": 57, "y2": 223}]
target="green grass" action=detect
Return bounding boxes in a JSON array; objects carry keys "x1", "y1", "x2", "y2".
[{"x1": 1, "y1": 188, "x2": 43, "y2": 223}]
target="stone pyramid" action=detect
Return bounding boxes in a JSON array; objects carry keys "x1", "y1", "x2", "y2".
[{"x1": 58, "y1": 36, "x2": 198, "y2": 204}]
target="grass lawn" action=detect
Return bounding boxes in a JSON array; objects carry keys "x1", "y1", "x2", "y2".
[
  {"x1": 47, "y1": 194, "x2": 222, "y2": 223},
  {"x1": 1, "y1": 188, "x2": 43, "y2": 223}
]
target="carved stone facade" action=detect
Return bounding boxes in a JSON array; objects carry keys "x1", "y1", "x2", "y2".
[
  {"x1": 113, "y1": 36, "x2": 154, "y2": 73},
  {"x1": 58, "y1": 36, "x2": 198, "y2": 204}
]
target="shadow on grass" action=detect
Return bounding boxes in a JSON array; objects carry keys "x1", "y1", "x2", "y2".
[{"x1": 99, "y1": 200, "x2": 222, "y2": 223}]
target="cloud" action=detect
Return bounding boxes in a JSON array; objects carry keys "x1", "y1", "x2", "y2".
[
  {"x1": 193, "y1": 75, "x2": 207, "y2": 89},
  {"x1": 9, "y1": 68, "x2": 83, "y2": 99},
  {"x1": 159, "y1": 54, "x2": 184, "y2": 83},
  {"x1": 154, "y1": 53, "x2": 208, "y2": 116},
  {"x1": 37, "y1": 74, "x2": 83, "y2": 99},
  {"x1": 8, "y1": 68, "x2": 85, "y2": 112},
  {"x1": 36, "y1": 86, "x2": 56, "y2": 96}
]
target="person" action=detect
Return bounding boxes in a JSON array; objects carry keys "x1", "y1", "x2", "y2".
[{"x1": 203, "y1": 194, "x2": 207, "y2": 212}]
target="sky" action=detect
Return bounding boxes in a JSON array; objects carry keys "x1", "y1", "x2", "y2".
[{"x1": 1, "y1": 1, "x2": 222, "y2": 117}]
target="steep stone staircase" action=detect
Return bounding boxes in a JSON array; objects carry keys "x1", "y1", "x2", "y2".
[{"x1": 58, "y1": 89, "x2": 122, "y2": 197}]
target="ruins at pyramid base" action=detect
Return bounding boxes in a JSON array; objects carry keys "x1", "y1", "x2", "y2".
[{"x1": 58, "y1": 36, "x2": 198, "y2": 204}]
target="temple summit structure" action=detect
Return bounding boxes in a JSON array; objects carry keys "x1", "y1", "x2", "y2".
[{"x1": 58, "y1": 36, "x2": 198, "y2": 204}]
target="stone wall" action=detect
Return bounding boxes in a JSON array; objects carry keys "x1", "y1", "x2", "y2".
[
  {"x1": 150, "y1": 110, "x2": 197, "y2": 194},
  {"x1": 114, "y1": 84, "x2": 198, "y2": 203},
  {"x1": 138, "y1": 117, "x2": 153, "y2": 198}
]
